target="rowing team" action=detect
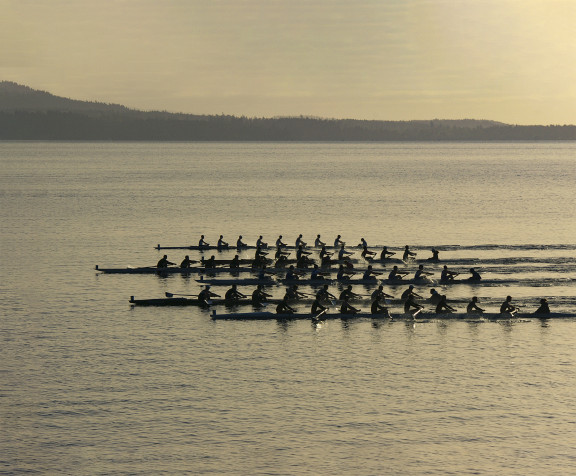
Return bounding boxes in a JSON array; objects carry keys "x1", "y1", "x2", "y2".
[{"x1": 196, "y1": 281, "x2": 552, "y2": 318}]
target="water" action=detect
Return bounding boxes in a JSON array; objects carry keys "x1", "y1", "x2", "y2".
[{"x1": 1, "y1": 142, "x2": 575, "y2": 474}]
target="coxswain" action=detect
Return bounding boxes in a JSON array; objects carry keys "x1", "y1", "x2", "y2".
[
  {"x1": 534, "y1": 298, "x2": 550, "y2": 315},
  {"x1": 251, "y1": 284, "x2": 272, "y2": 305},
  {"x1": 414, "y1": 264, "x2": 433, "y2": 282},
  {"x1": 440, "y1": 265, "x2": 459, "y2": 283},
  {"x1": 380, "y1": 246, "x2": 396, "y2": 261},
  {"x1": 180, "y1": 255, "x2": 194, "y2": 269},
  {"x1": 157, "y1": 255, "x2": 175, "y2": 268},
  {"x1": 467, "y1": 268, "x2": 482, "y2": 282},
  {"x1": 229, "y1": 255, "x2": 240, "y2": 269},
  {"x1": 256, "y1": 235, "x2": 267, "y2": 248},
  {"x1": 339, "y1": 285, "x2": 361, "y2": 302},
  {"x1": 404, "y1": 294, "x2": 424, "y2": 316},
  {"x1": 311, "y1": 298, "x2": 328, "y2": 317},
  {"x1": 401, "y1": 284, "x2": 422, "y2": 301},
  {"x1": 224, "y1": 284, "x2": 247, "y2": 304},
  {"x1": 338, "y1": 244, "x2": 354, "y2": 260},
  {"x1": 295, "y1": 234, "x2": 307, "y2": 248},
  {"x1": 276, "y1": 235, "x2": 287, "y2": 248},
  {"x1": 198, "y1": 235, "x2": 209, "y2": 247},
  {"x1": 435, "y1": 295, "x2": 456, "y2": 314},
  {"x1": 388, "y1": 265, "x2": 407, "y2": 282},
  {"x1": 236, "y1": 235, "x2": 247, "y2": 249},
  {"x1": 466, "y1": 296, "x2": 485, "y2": 315},
  {"x1": 340, "y1": 298, "x2": 360, "y2": 315},
  {"x1": 402, "y1": 245, "x2": 417, "y2": 262},
  {"x1": 361, "y1": 245, "x2": 377, "y2": 260},
  {"x1": 204, "y1": 255, "x2": 217, "y2": 269},
  {"x1": 429, "y1": 288, "x2": 442, "y2": 305},
  {"x1": 371, "y1": 295, "x2": 392, "y2": 317},
  {"x1": 314, "y1": 234, "x2": 325, "y2": 247},
  {"x1": 371, "y1": 285, "x2": 394, "y2": 303},
  {"x1": 276, "y1": 297, "x2": 296, "y2": 315},
  {"x1": 217, "y1": 235, "x2": 228, "y2": 249},
  {"x1": 362, "y1": 265, "x2": 381, "y2": 281},
  {"x1": 500, "y1": 296, "x2": 518, "y2": 316},
  {"x1": 198, "y1": 285, "x2": 220, "y2": 305},
  {"x1": 334, "y1": 234, "x2": 345, "y2": 247},
  {"x1": 316, "y1": 284, "x2": 337, "y2": 303},
  {"x1": 428, "y1": 248, "x2": 440, "y2": 262}
]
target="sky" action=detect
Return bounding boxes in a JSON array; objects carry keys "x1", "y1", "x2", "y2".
[{"x1": 2, "y1": 0, "x2": 575, "y2": 124}]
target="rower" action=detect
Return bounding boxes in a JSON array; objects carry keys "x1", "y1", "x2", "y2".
[
  {"x1": 275, "y1": 246, "x2": 290, "y2": 260},
  {"x1": 337, "y1": 264, "x2": 355, "y2": 282},
  {"x1": 340, "y1": 297, "x2": 360, "y2": 315},
  {"x1": 296, "y1": 244, "x2": 312, "y2": 260},
  {"x1": 276, "y1": 235, "x2": 287, "y2": 248},
  {"x1": 252, "y1": 284, "x2": 272, "y2": 305},
  {"x1": 362, "y1": 265, "x2": 381, "y2": 281},
  {"x1": 361, "y1": 245, "x2": 377, "y2": 260},
  {"x1": 316, "y1": 284, "x2": 337, "y2": 303},
  {"x1": 229, "y1": 255, "x2": 240, "y2": 269},
  {"x1": 217, "y1": 235, "x2": 228, "y2": 249},
  {"x1": 285, "y1": 265, "x2": 302, "y2": 282},
  {"x1": 358, "y1": 238, "x2": 368, "y2": 248},
  {"x1": 254, "y1": 246, "x2": 268, "y2": 266},
  {"x1": 224, "y1": 284, "x2": 247, "y2": 304},
  {"x1": 467, "y1": 268, "x2": 482, "y2": 282},
  {"x1": 284, "y1": 284, "x2": 306, "y2": 301},
  {"x1": 319, "y1": 246, "x2": 333, "y2": 264},
  {"x1": 338, "y1": 244, "x2": 354, "y2": 261},
  {"x1": 401, "y1": 284, "x2": 422, "y2": 301},
  {"x1": 428, "y1": 248, "x2": 440, "y2": 262},
  {"x1": 429, "y1": 288, "x2": 442, "y2": 305},
  {"x1": 295, "y1": 234, "x2": 307, "y2": 248},
  {"x1": 380, "y1": 246, "x2": 396, "y2": 261},
  {"x1": 314, "y1": 234, "x2": 325, "y2": 247},
  {"x1": 257, "y1": 265, "x2": 275, "y2": 281},
  {"x1": 236, "y1": 235, "x2": 247, "y2": 249},
  {"x1": 199, "y1": 235, "x2": 210, "y2": 248},
  {"x1": 198, "y1": 285, "x2": 220, "y2": 305},
  {"x1": 276, "y1": 296, "x2": 296, "y2": 315},
  {"x1": 310, "y1": 264, "x2": 329, "y2": 281},
  {"x1": 339, "y1": 285, "x2": 362, "y2": 302},
  {"x1": 311, "y1": 298, "x2": 327, "y2": 316},
  {"x1": 402, "y1": 245, "x2": 417, "y2": 262},
  {"x1": 157, "y1": 255, "x2": 175, "y2": 268},
  {"x1": 534, "y1": 298, "x2": 550, "y2": 315},
  {"x1": 388, "y1": 265, "x2": 407, "y2": 282},
  {"x1": 180, "y1": 255, "x2": 194, "y2": 269},
  {"x1": 440, "y1": 265, "x2": 459, "y2": 283},
  {"x1": 371, "y1": 295, "x2": 392, "y2": 317},
  {"x1": 204, "y1": 255, "x2": 217, "y2": 269},
  {"x1": 500, "y1": 296, "x2": 518, "y2": 316},
  {"x1": 334, "y1": 234, "x2": 345, "y2": 248},
  {"x1": 466, "y1": 296, "x2": 484, "y2": 315},
  {"x1": 436, "y1": 295, "x2": 456, "y2": 314},
  {"x1": 414, "y1": 264, "x2": 433, "y2": 282},
  {"x1": 256, "y1": 235, "x2": 267, "y2": 248},
  {"x1": 371, "y1": 285, "x2": 394, "y2": 303},
  {"x1": 404, "y1": 294, "x2": 424, "y2": 316}
]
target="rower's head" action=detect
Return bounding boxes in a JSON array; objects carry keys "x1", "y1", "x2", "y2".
[
  {"x1": 341, "y1": 244, "x2": 345, "y2": 249},
  {"x1": 219, "y1": 235, "x2": 223, "y2": 238},
  {"x1": 430, "y1": 288, "x2": 437, "y2": 294},
  {"x1": 232, "y1": 284, "x2": 237, "y2": 289},
  {"x1": 205, "y1": 285, "x2": 211, "y2": 289},
  {"x1": 443, "y1": 265, "x2": 448, "y2": 270},
  {"x1": 506, "y1": 296, "x2": 512, "y2": 301},
  {"x1": 347, "y1": 285, "x2": 352, "y2": 290},
  {"x1": 405, "y1": 245, "x2": 409, "y2": 249},
  {"x1": 323, "y1": 284, "x2": 329, "y2": 290},
  {"x1": 409, "y1": 285, "x2": 414, "y2": 289},
  {"x1": 470, "y1": 268, "x2": 475, "y2": 272},
  {"x1": 185, "y1": 255, "x2": 189, "y2": 259},
  {"x1": 317, "y1": 234, "x2": 321, "y2": 238},
  {"x1": 257, "y1": 284, "x2": 263, "y2": 289},
  {"x1": 289, "y1": 265, "x2": 294, "y2": 270},
  {"x1": 163, "y1": 255, "x2": 168, "y2": 259},
  {"x1": 378, "y1": 285, "x2": 383, "y2": 290},
  {"x1": 259, "y1": 235, "x2": 263, "y2": 239},
  {"x1": 239, "y1": 235, "x2": 242, "y2": 238},
  {"x1": 393, "y1": 265, "x2": 398, "y2": 270},
  {"x1": 279, "y1": 235, "x2": 282, "y2": 238},
  {"x1": 292, "y1": 284, "x2": 299, "y2": 290},
  {"x1": 540, "y1": 298, "x2": 547, "y2": 304},
  {"x1": 368, "y1": 265, "x2": 372, "y2": 270},
  {"x1": 418, "y1": 265, "x2": 423, "y2": 269},
  {"x1": 298, "y1": 234, "x2": 302, "y2": 238},
  {"x1": 313, "y1": 264, "x2": 319, "y2": 269},
  {"x1": 201, "y1": 235, "x2": 204, "y2": 238},
  {"x1": 337, "y1": 234, "x2": 341, "y2": 238},
  {"x1": 472, "y1": 296, "x2": 478, "y2": 302}
]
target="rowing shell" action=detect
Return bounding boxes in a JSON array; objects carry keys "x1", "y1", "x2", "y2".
[{"x1": 211, "y1": 311, "x2": 574, "y2": 321}]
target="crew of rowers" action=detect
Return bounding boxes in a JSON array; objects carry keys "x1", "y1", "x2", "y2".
[{"x1": 195, "y1": 280, "x2": 551, "y2": 319}]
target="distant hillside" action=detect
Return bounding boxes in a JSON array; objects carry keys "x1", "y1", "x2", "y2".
[{"x1": 1, "y1": 81, "x2": 575, "y2": 141}]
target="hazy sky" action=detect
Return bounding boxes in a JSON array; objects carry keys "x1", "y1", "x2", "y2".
[{"x1": 2, "y1": 0, "x2": 575, "y2": 124}]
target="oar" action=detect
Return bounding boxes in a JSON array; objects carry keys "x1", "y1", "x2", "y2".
[{"x1": 165, "y1": 292, "x2": 198, "y2": 298}]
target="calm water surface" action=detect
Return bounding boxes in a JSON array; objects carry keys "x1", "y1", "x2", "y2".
[{"x1": 1, "y1": 142, "x2": 575, "y2": 474}]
